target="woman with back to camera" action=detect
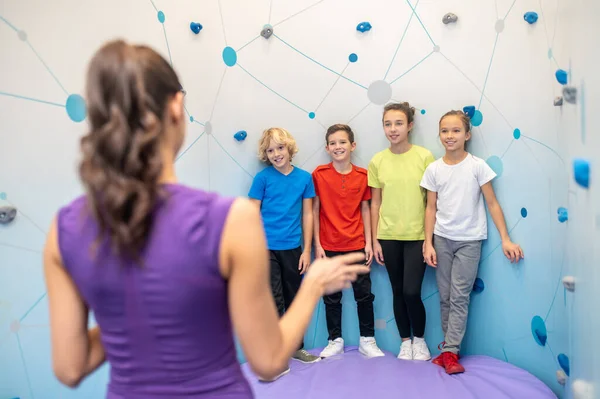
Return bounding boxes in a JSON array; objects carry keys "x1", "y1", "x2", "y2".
[{"x1": 42, "y1": 39, "x2": 369, "y2": 398}]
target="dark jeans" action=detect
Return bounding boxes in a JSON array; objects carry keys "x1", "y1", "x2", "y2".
[
  {"x1": 323, "y1": 249, "x2": 375, "y2": 341},
  {"x1": 269, "y1": 246, "x2": 304, "y2": 349},
  {"x1": 379, "y1": 240, "x2": 426, "y2": 339}
]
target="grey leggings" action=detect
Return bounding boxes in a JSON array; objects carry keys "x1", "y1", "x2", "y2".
[{"x1": 433, "y1": 234, "x2": 482, "y2": 354}]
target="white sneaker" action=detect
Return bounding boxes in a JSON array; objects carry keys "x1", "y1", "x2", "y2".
[
  {"x1": 319, "y1": 337, "x2": 344, "y2": 358},
  {"x1": 398, "y1": 340, "x2": 413, "y2": 360},
  {"x1": 412, "y1": 337, "x2": 431, "y2": 361},
  {"x1": 359, "y1": 336, "x2": 385, "y2": 358}
]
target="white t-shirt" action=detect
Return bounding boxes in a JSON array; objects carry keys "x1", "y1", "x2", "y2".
[{"x1": 420, "y1": 153, "x2": 497, "y2": 241}]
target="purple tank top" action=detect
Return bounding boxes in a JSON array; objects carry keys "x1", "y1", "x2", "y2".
[{"x1": 57, "y1": 183, "x2": 254, "y2": 398}]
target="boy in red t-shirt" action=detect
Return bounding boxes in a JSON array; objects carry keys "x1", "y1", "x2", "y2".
[{"x1": 312, "y1": 124, "x2": 385, "y2": 358}]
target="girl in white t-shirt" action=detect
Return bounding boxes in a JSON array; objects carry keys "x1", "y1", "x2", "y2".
[{"x1": 419, "y1": 110, "x2": 524, "y2": 375}]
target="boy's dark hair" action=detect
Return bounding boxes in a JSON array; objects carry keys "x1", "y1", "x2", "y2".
[{"x1": 325, "y1": 124, "x2": 355, "y2": 143}]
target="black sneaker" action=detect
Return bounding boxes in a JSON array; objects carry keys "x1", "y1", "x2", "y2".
[{"x1": 292, "y1": 349, "x2": 321, "y2": 363}]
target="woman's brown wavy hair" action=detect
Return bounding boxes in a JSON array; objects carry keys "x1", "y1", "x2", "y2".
[{"x1": 79, "y1": 40, "x2": 183, "y2": 263}]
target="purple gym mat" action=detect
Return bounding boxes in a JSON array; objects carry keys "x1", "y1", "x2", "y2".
[{"x1": 241, "y1": 346, "x2": 557, "y2": 399}]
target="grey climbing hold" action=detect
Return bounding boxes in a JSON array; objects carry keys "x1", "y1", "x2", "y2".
[
  {"x1": 0, "y1": 206, "x2": 16, "y2": 224},
  {"x1": 204, "y1": 121, "x2": 213, "y2": 135},
  {"x1": 442, "y1": 13, "x2": 458, "y2": 24},
  {"x1": 557, "y1": 370, "x2": 567, "y2": 385},
  {"x1": 554, "y1": 96, "x2": 563, "y2": 106},
  {"x1": 261, "y1": 24, "x2": 273, "y2": 39},
  {"x1": 562, "y1": 276, "x2": 575, "y2": 292},
  {"x1": 17, "y1": 30, "x2": 27, "y2": 41},
  {"x1": 563, "y1": 86, "x2": 577, "y2": 104}
]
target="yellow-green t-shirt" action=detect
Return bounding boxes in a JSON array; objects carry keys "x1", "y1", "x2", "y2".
[{"x1": 368, "y1": 145, "x2": 435, "y2": 240}]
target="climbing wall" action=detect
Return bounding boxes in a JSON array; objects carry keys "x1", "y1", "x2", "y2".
[{"x1": 0, "y1": 0, "x2": 593, "y2": 398}]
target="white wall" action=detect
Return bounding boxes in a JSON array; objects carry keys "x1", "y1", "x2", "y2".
[{"x1": 2, "y1": 0, "x2": 594, "y2": 398}]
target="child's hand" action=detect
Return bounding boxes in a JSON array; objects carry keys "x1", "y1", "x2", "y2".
[
  {"x1": 364, "y1": 244, "x2": 373, "y2": 267},
  {"x1": 422, "y1": 242, "x2": 437, "y2": 267},
  {"x1": 299, "y1": 250, "x2": 312, "y2": 274},
  {"x1": 315, "y1": 246, "x2": 326, "y2": 260},
  {"x1": 502, "y1": 240, "x2": 524, "y2": 263},
  {"x1": 373, "y1": 241, "x2": 384, "y2": 265}
]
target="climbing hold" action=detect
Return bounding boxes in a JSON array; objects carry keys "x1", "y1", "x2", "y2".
[
  {"x1": 0, "y1": 206, "x2": 17, "y2": 224},
  {"x1": 562, "y1": 276, "x2": 575, "y2": 292},
  {"x1": 554, "y1": 96, "x2": 563, "y2": 106},
  {"x1": 563, "y1": 86, "x2": 577, "y2": 104},
  {"x1": 190, "y1": 22, "x2": 203, "y2": 34},
  {"x1": 557, "y1": 370, "x2": 567, "y2": 385},
  {"x1": 472, "y1": 278, "x2": 485, "y2": 293},
  {"x1": 558, "y1": 353, "x2": 570, "y2": 376},
  {"x1": 463, "y1": 105, "x2": 476, "y2": 118},
  {"x1": 555, "y1": 69, "x2": 568, "y2": 85},
  {"x1": 531, "y1": 315, "x2": 547, "y2": 346},
  {"x1": 442, "y1": 13, "x2": 458, "y2": 24},
  {"x1": 234, "y1": 130, "x2": 247, "y2": 141},
  {"x1": 573, "y1": 158, "x2": 590, "y2": 188},
  {"x1": 356, "y1": 22, "x2": 372, "y2": 33},
  {"x1": 524, "y1": 11, "x2": 539, "y2": 24},
  {"x1": 261, "y1": 24, "x2": 273, "y2": 39},
  {"x1": 557, "y1": 207, "x2": 568, "y2": 223}
]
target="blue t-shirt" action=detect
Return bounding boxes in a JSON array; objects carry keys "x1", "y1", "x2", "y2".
[{"x1": 248, "y1": 166, "x2": 316, "y2": 250}]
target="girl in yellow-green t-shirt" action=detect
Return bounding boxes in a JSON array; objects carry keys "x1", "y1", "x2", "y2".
[{"x1": 368, "y1": 102, "x2": 435, "y2": 362}]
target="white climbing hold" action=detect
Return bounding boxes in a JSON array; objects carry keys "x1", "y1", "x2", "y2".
[
  {"x1": 442, "y1": 13, "x2": 458, "y2": 24},
  {"x1": 556, "y1": 370, "x2": 567, "y2": 385},
  {"x1": 562, "y1": 276, "x2": 575, "y2": 292},
  {"x1": 572, "y1": 379, "x2": 595, "y2": 399}
]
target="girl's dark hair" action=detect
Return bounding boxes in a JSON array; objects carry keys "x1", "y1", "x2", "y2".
[
  {"x1": 79, "y1": 40, "x2": 182, "y2": 263},
  {"x1": 325, "y1": 124, "x2": 355, "y2": 143},
  {"x1": 439, "y1": 110, "x2": 472, "y2": 150},
  {"x1": 382, "y1": 102, "x2": 416, "y2": 125}
]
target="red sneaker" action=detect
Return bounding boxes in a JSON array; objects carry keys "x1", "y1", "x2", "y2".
[
  {"x1": 432, "y1": 352, "x2": 447, "y2": 367},
  {"x1": 444, "y1": 352, "x2": 465, "y2": 374}
]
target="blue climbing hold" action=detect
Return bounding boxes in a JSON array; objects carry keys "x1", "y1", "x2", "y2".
[
  {"x1": 420, "y1": 109, "x2": 426, "y2": 115},
  {"x1": 471, "y1": 110, "x2": 483, "y2": 126},
  {"x1": 472, "y1": 278, "x2": 485, "y2": 293},
  {"x1": 557, "y1": 207, "x2": 568, "y2": 223},
  {"x1": 486, "y1": 156, "x2": 503, "y2": 178},
  {"x1": 0, "y1": 192, "x2": 7, "y2": 200},
  {"x1": 349, "y1": 53, "x2": 358, "y2": 63},
  {"x1": 524, "y1": 12, "x2": 538, "y2": 24},
  {"x1": 558, "y1": 354, "x2": 570, "y2": 376},
  {"x1": 308, "y1": 112, "x2": 316, "y2": 119},
  {"x1": 222, "y1": 47, "x2": 237, "y2": 67},
  {"x1": 513, "y1": 128, "x2": 521, "y2": 139},
  {"x1": 463, "y1": 105, "x2": 476, "y2": 118},
  {"x1": 356, "y1": 22, "x2": 372, "y2": 33},
  {"x1": 234, "y1": 130, "x2": 247, "y2": 141},
  {"x1": 190, "y1": 22, "x2": 203, "y2": 34},
  {"x1": 573, "y1": 158, "x2": 590, "y2": 188},
  {"x1": 521, "y1": 207, "x2": 528, "y2": 218},
  {"x1": 190, "y1": 116, "x2": 194, "y2": 122},
  {"x1": 555, "y1": 69, "x2": 568, "y2": 85},
  {"x1": 157, "y1": 11, "x2": 166, "y2": 24},
  {"x1": 531, "y1": 316, "x2": 547, "y2": 346},
  {"x1": 66, "y1": 94, "x2": 87, "y2": 122}
]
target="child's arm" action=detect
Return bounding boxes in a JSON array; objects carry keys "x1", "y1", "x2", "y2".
[
  {"x1": 423, "y1": 191, "x2": 438, "y2": 267},
  {"x1": 312, "y1": 197, "x2": 326, "y2": 259},
  {"x1": 361, "y1": 200, "x2": 373, "y2": 266},
  {"x1": 299, "y1": 198, "x2": 314, "y2": 274},
  {"x1": 370, "y1": 188, "x2": 384, "y2": 265},
  {"x1": 481, "y1": 182, "x2": 524, "y2": 263}
]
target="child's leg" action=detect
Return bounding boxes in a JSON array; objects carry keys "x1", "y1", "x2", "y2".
[
  {"x1": 279, "y1": 246, "x2": 305, "y2": 349},
  {"x1": 443, "y1": 240, "x2": 482, "y2": 354},
  {"x1": 378, "y1": 240, "x2": 410, "y2": 339},
  {"x1": 269, "y1": 250, "x2": 285, "y2": 317},
  {"x1": 349, "y1": 249, "x2": 375, "y2": 338},
  {"x1": 401, "y1": 240, "x2": 427, "y2": 338},
  {"x1": 323, "y1": 250, "x2": 344, "y2": 341},
  {"x1": 433, "y1": 235, "x2": 455, "y2": 337}
]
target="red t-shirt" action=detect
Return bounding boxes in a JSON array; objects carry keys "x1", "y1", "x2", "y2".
[{"x1": 312, "y1": 162, "x2": 372, "y2": 252}]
